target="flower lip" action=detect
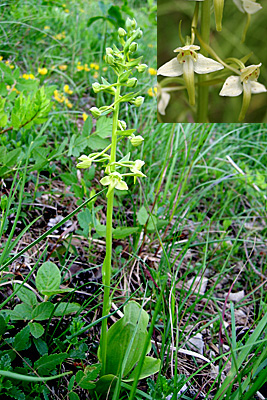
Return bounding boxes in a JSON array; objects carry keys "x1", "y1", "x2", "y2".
[{"x1": 174, "y1": 45, "x2": 200, "y2": 53}]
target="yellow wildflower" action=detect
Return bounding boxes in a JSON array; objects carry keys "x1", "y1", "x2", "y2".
[
  {"x1": 77, "y1": 65, "x2": 84, "y2": 71},
  {"x1": 22, "y1": 73, "x2": 35, "y2": 80},
  {"x1": 6, "y1": 85, "x2": 10, "y2": 89},
  {"x1": 5, "y1": 60, "x2": 14, "y2": 69},
  {"x1": 93, "y1": 72, "x2": 99, "y2": 79},
  {"x1": 44, "y1": 26, "x2": 50, "y2": 30},
  {"x1": 148, "y1": 67, "x2": 157, "y2": 76},
  {"x1": 54, "y1": 90, "x2": 65, "y2": 103},
  {"x1": 147, "y1": 87, "x2": 157, "y2": 97},
  {"x1": 64, "y1": 84, "x2": 73, "y2": 94},
  {"x1": 59, "y1": 65, "x2": 67, "y2": 71},
  {"x1": 83, "y1": 113, "x2": 88, "y2": 121},
  {"x1": 38, "y1": 67, "x2": 48, "y2": 75},
  {"x1": 84, "y1": 63, "x2": 90, "y2": 71},
  {"x1": 65, "y1": 99, "x2": 73, "y2": 108},
  {"x1": 64, "y1": 9, "x2": 69, "y2": 13},
  {"x1": 0, "y1": 56, "x2": 3, "y2": 61},
  {"x1": 53, "y1": 32, "x2": 66, "y2": 40},
  {"x1": 103, "y1": 67, "x2": 108, "y2": 72},
  {"x1": 90, "y1": 63, "x2": 99, "y2": 70}
]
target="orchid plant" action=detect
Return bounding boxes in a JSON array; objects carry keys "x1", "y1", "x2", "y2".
[
  {"x1": 157, "y1": 0, "x2": 266, "y2": 122},
  {"x1": 76, "y1": 18, "x2": 160, "y2": 390}
]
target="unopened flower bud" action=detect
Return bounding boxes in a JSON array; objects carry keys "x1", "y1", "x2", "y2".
[
  {"x1": 131, "y1": 19, "x2": 137, "y2": 29},
  {"x1": 118, "y1": 120, "x2": 127, "y2": 130},
  {"x1": 127, "y1": 77, "x2": 138, "y2": 88},
  {"x1": 135, "y1": 29, "x2": 143, "y2": 39},
  {"x1": 118, "y1": 27, "x2": 126, "y2": 37},
  {"x1": 105, "y1": 54, "x2": 115, "y2": 65},
  {"x1": 129, "y1": 42, "x2": 138, "y2": 53},
  {"x1": 130, "y1": 135, "x2": 144, "y2": 147},
  {"x1": 137, "y1": 63, "x2": 148, "y2": 73},
  {"x1": 90, "y1": 107, "x2": 101, "y2": 118},
  {"x1": 132, "y1": 96, "x2": 144, "y2": 107},
  {"x1": 106, "y1": 47, "x2": 113, "y2": 55},
  {"x1": 92, "y1": 82, "x2": 101, "y2": 93}
]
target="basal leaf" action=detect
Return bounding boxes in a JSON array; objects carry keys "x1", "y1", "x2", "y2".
[
  {"x1": 14, "y1": 325, "x2": 30, "y2": 351},
  {"x1": 53, "y1": 302, "x2": 80, "y2": 317},
  {"x1": 34, "y1": 352, "x2": 67, "y2": 375},
  {"x1": 113, "y1": 226, "x2": 139, "y2": 239},
  {"x1": 31, "y1": 302, "x2": 54, "y2": 321},
  {"x1": 28, "y1": 322, "x2": 44, "y2": 338},
  {"x1": 123, "y1": 356, "x2": 161, "y2": 382},
  {"x1": 14, "y1": 283, "x2": 37, "y2": 307},
  {"x1": 35, "y1": 261, "x2": 61, "y2": 295},
  {"x1": 9, "y1": 303, "x2": 33, "y2": 321}
]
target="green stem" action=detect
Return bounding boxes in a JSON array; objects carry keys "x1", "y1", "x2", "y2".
[
  {"x1": 100, "y1": 80, "x2": 121, "y2": 376},
  {"x1": 197, "y1": 0, "x2": 210, "y2": 122}
]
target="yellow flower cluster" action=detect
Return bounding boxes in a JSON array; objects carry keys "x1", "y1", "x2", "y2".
[
  {"x1": 148, "y1": 67, "x2": 157, "y2": 76},
  {"x1": 64, "y1": 84, "x2": 73, "y2": 94},
  {"x1": 59, "y1": 65, "x2": 68, "y2": 71},
  {"x1": 54, "y1": 89, "x2": 73, "y2": 108},
  {"x1": 38, "y1": 67, "x2": 48, "y2": 75},
  {"x1": 5, "y1": 60, "x2": 15, "y2": 69},
  {"x1": 6, "y1": 85, "x2": 20, "y2": 94},
  {"x1": 62, "y1": 4, "x2": 69, "y2": 12},
  {"x1": 22, "y1": 73, "x2": 35, "y2": 80},
  {"x1": 147, "y1": 87, "x2": 157, "y2": 97},
  {"x1": 76, "y1": 61, "x2": 90, "y2": 71},
  {"x1": 53, "y1": 31, "x2": 66, "y2": 40},
  {"x1": 44, "y1": 26, "x2": 50, "y2": 30}
]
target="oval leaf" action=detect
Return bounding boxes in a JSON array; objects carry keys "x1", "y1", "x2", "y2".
[{"x1": 36, "y1": 262, "x2": 61, "y2": 295}]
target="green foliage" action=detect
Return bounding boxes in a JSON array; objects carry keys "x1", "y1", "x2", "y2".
[{"x1": 93, "y1": 301, "x2": 160, "y2": 396}]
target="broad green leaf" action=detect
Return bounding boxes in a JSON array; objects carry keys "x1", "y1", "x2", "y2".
[
  {"x1": 36, "y1": 261, "x2": 61, "y2": 295},
  {"x1": 53, "y1": 302, "x2": 80, "y2": 317},
  {"x1": 14, "y1": 325, "x2": 30, "y2": 351},
  {"x1": 33, "y1": 337, "x2": 48, "y2": 356},
  {"x1": 28, "y1": 322, "x2": 44, "y2": 338},
  {"x1": 77, "y1": 208, "x2": 92, "y2": 236},
  {"x1": 60, "y1": 172, "x2": 77, "y2": 185},
  {"x1": 31, "y1": 302, "x2": 54, "y2": 321},
  {"x1": 34, "y1": 352, "x2": 67, "y2": 375},
  {"x1": 82, "y1": 115, "x2": 93, "y2": 137},
  {"x1": 69, "y1": 392, "x2": 80, "y2": 400},
  {"x1": 95, "y1": 116, "x2": 112, "y2": 138},
  {"x1": 6, "y1": 148, "x2": 21, "y2": 167},
  {"x1": 123, "y1": 356, "x2": 161, "y2": 382},
  {"x1": 113, "y1": 226, "x2": 139, "y2": 239},
  {"x1": 14, "y1": 284, "x2": 37, "y2": 307},
  {"x1": 137, "y1": 206, "x2": 149, "y2": 225},
  {"x1": 87, "y1": 136, "x2": 109, "y2": 150},
  {"x1": 99, "y1": 301, "x2": 150, "y2": 378},
  {"x1": 92, "y1": 374, "x2": 117, "y2": 394},
  {"x1": 9, "y1": 303, "x2": 33, "y2": 321}
]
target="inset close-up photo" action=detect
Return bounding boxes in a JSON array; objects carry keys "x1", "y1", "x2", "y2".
[{"x1": 158, "y1": 0, "x2": 267, "y2": 122}]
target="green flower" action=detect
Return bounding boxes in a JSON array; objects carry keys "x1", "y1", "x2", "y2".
[
  {"x1": 130, "y1": 160, "x2": 146, "y2": 183},
  {"x1": 77, "y1": 155, "x2": 92, "y2": 168},
  {"x1": 100, "y1": 172, "x2": 128, "y2": 197}
]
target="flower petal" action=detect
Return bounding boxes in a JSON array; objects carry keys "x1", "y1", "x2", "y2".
[
  {"x1": 158, "y1": 91, "x2": 171, "y2": 115},
  {"x1": 157, "y1": 58, "x2": 183, "y2": 77},
  {"x1": 250, "y1": 81, "x2": 267, "y2": 94},
  {"x1": 115, "y1": 180, "x2": 128, "y2": 191},
  {"x1": 100, "y1": 176, "x2": 111, "y2": 186},
  {"x1": 183, "y1": 57, "x2": 195, "y2": 105},
  {"x1": 242, "y1": 0, "x2": 262, "y2": 14},
  {"x1": 232, "y1": 0, "x2": 245, "y2": 12},
  {"x1": 194, "y1": 54, "x2": 224, "y2": 74},
  {"x1": 219, "y1": 76, "x2": 243, "y2": 97}
]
